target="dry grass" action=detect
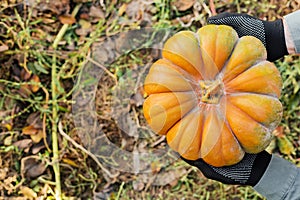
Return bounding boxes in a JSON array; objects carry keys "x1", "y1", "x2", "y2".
[{"x1": 0, "y1": 0, "x2": 299, "y2": 199}]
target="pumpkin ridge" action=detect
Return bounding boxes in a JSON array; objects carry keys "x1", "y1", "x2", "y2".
[
  {"x1": 223, "y1": 58, "x2": 266, "y2": 84},
  {"x1": 226, "y1": 98, "x2": 270, "y2": 132},
  {"x1": 226, "y1": 92, "x2": 279, "y2": 100},
  {"x1": 226, "y1": 93, "x2": 282, "y2": 128},
  {"x1": 145, "y1": 91, "x2": 197, "y2": 116},
  {"x1": 223, "y1": 60, "x2": 282, "y2": 97},
  {"x1": 220, "y1": 123, "x2": 240, "y2": 164},
  {"x1": 159, "y1": 58, "x2": 200, "y2": 81},
  {"x1": 221, "y1": 107, "x2": 242, "y2": 150},
  {"x1": 222, "y1": 36, "x2": 267, "y2": 83},
  {"x1": 217, "y1": 37, "x2": 240, "y2": 79},
  {"x1": 172, "y1": 106, "x2": 201, "y2": 133},
  {"x1": 224, "y1": 60, "x2": 271, "y2": 85},
  {"x1": 168, "y1": 107, "x2": 204, "y2": 157},
  {"x1": 163, "y1": 98, "x2": 201, "y2": 134},
  {"x1": 162, "y1": 51, "x2": 203, "y2": 79},
  {"x1": 226, "y1": 91, "x2": 280, "y2": 100},
  {"x1": 148, "y1": 58, "x2": 200, "y2": 86},
  {"x1": 225, "y1": 101, "x2": 273, "y2": 153}
]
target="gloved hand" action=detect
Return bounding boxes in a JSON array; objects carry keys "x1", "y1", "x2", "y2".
[
  {"x1": 208, "y1": 12, "x2": 288, "y2": 61},
  {"x1": 182, "y1": 151, "x2": 271, "y2": 186}
]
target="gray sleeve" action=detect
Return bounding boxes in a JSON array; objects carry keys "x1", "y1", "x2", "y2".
[
  {"x1": 253, "y1": 155, "x2": 300, "y2": 200},
  {"x1": 284, "y1": 10, "x2": 300, "y2": 53}
]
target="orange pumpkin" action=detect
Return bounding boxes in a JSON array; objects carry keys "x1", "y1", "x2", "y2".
[{"x1": 143, "y1": 24, "x2": 283, "y2": 167}]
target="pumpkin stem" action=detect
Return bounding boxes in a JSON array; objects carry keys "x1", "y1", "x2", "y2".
[{"x1": 199, "y1": 79, "x2": 224, "y2": 104}]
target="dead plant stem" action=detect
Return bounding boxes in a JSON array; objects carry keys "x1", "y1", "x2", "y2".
[
  {"x1": 51, "y1": 4, "x2": 82, "y2": 199},
  {"x1": 58, "y1": 121, "x2": 119, "y2": 178}
]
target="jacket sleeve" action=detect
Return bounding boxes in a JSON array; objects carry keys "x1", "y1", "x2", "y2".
[
  {"x1": 284, "y1": 10, "x2": 300, "y2": 53},
  {"x1": 253, "y1": 155, "x2": 300, "y2": 200}
]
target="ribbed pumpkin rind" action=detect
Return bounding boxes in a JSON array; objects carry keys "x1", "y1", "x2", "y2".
[{"x1": 143, "y1": 24, "x2": 282, "y2": 167}]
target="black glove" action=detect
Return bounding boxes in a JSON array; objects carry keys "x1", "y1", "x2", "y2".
[
  {"x1": 182, "y1": 151, "x2": 271, "y2": 186},
  {"x1": 208, "y1": 12, "x2": 288, "y2": 61}
]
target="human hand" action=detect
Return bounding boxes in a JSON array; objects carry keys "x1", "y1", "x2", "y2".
[
  {"x1": 208, "y1": 12, "x2": 288, "y2": 61},
  {"x1": 182, "y1": 151, "x2": 271, "y2": 186}
]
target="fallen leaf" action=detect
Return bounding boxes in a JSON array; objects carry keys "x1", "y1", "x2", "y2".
[
  {"x1": 18, "y1": 84, "x2": 32, "y2": 98},
  {"x1": 27, "y1": 112, "x2": 43, "y2": 129},
  {"x1": 79, "y1": 19, "x2": 91, "y2": 29},
  {"x1": 172, "y1": 0, "x2": 195, "y2": 11},
  {"x1": 20, "y1": 68, "x2": 31, "y2": 81},
  {"x1": 20, "y1": 186, "x2": 37, "y2": 198},
  {"x1": 58, "y1": 15, "x2": 76, "y2": 25},
  {"x1": 21, "y1": 156, "x2": 47, "y2": 179},
  {"x1": 79, "y1": 12, "x2": 90, "y2": 20},
  {"x1": 89, "y1": 6, "x2": 105, "y2": 19},
  {"x1": 126, "y1": 0, "x2": 144, "y2": 20},
  {"x1": 22, "y1": 125, "x2": 39, "y2": 135},
  {"x1": 75, "y1": 19, "x2": 92, "y2": 36},
  {"x1": 13, "y1": 139, "x2": 33, "y2": 152},
  {"x1": 3, "y1": 123, "x2": 12, "y2": 131},
  {"x1": 30, "y1": 129, "x2": 44, "y2": 143},
  {"x1": 29, "y1": 74, "x2": 41, "y2": 93},
  {"x1": 32, "y1": 142, "x2": 46, "y2": 154},
  {"x1": 277, "y1": 135, "x2": 295, "y2": 155},
  {"x1": 4, "y1": 135, "x2": 13, "y2": 146}
]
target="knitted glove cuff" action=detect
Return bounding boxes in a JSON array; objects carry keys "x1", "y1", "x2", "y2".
[
  {"x1": 263, "y1": 19, "x2": 288, "y2": 61},
  {"x1": 182, "y1": 151, "x2": 271, "y2": 186}
]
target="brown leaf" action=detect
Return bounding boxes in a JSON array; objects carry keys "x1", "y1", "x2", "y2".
[
  {"x1": 27, "y1": 112, "x2": 43, "y2": 129},
  {"x1": 20, "y1": 186, "x2": 37, "y2": 198},
  {"x1": 89, "y1": 6, "x2": 105, "y2": 19},
  {"x1": 18, "y1": 84, "x2": 32, "y2": 98},
  {"x1": 20, "y1": 69, "x2": 31, "y2": 81},
  {"x1": 79, "y1": 19, "x2": 91, "y2": 29},
  {"x1": 21, "y1": 156, "x2": 47, "y2": 179},
  {"x1": 58, "y1": 15, "x2": 76, "y2": 25},
  {"x1": 79, "y1": 13, "x2": 90, "y2": 20},
  {"x1": 13, "y1": 139, "x2": 33, "y2": 152},
  {"x1": 30, "y1": 74, "x2": 41, "y2": 93},
  {"x1": 126, "y1": 0, "x2": 144, "y2": 20},
  {"x1": 30, "y1": 130, "x2": 44, "y2": 143},
  {"x1": 2, "y1": 123, "x2": 12, "y2": 131},
  {"x1": 75, "y1": 19, "x2": 92, "y2": 36},
  {"x1": 172, "y1": 0, "x2": 195, "y2": 11},
  {"x1": 32, "y1": 142, "x2": 46, "y2": 154},
  {"x1": 22, "y1": 125, "x2": 39, "y2": 135},
  {"x1": 4, "y1": 135, "x2": 13, "y2": 146}
]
